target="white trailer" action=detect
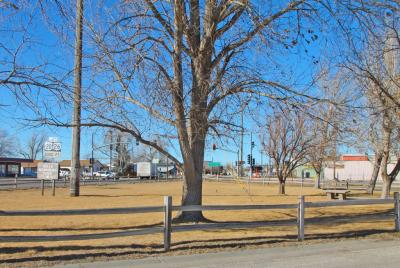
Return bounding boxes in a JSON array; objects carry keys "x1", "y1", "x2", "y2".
[{"x1": 136, "y1": 162, "x2": 158, "y2": 179}]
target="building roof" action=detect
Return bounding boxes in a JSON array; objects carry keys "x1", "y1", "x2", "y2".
[
  {"x1": 340, "y1": 155, "x2": 369, "y2": 161},
  {"x1": 59, "y1": 159, "x2": 103, "y2": 167},
  {"x1": 21, "y1": 160, "x2": 44, "y2": 168},
  {"x1": 0, "y1": 157, "x2": 34, "y2": 163}
]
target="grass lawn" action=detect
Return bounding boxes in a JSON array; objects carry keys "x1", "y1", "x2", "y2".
[{"x1": 0, "y1": 180, "x2": 398, "y2": 267}]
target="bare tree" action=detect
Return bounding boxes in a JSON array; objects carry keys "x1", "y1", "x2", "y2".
[
  {"x1": 307, "y1": 75, "x2": 348, "y2": 188},
  {"x1": 0, "y1": 1, "x2": 67, "y2": 104},
  {"x1": 19, "y1": 132, "x2": 46, "y2": 159},
  {"x1": 12, "y1": 1, "x2": 400, "y2": 218},
  {"x1": 78, "y1": 0, "x2": 319, "y2": 221},
  {"x1": 347, "y1": 20, "x2": 400, "y2": 198},
  {"x1": 0, "y1": 130, "x2": 16, "y2": 157},
  {"x1": 261, "y1": 109, "x2": 312, "y2": 194}
]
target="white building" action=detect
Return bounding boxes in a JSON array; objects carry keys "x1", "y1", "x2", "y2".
[{"x1": 323, "y1": 154, "x2": 400, "y2": 181}]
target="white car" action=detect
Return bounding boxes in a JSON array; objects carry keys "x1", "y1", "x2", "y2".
[
  {"x1": 59, "y1": 168, "x2": 70, "y2": 178},
  {"x1": 95, "y1": 171, "x2": 119, "y2": 180}
]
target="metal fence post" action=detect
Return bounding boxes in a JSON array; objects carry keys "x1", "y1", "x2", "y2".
[
  {"x1": 52, "y1": 180, "x2": 56, "y2": 196},
  {"x1": 164, "y1": 196, "x2": 172, "y2": 251},
  {"x1": 14, "y1": 174, "x2": 18, "y2": 189},
  {"x1": 41, "y1": 179, "x2": 45, "y2": 196},
  {"x1": 394, "y1": 192, "x2": 400, "y2": 232},
  {"x1": 297, "y1": 196, "x2": 305, "y2": 241}
]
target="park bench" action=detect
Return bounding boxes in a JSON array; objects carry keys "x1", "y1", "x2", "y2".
[
  {"x1": 322, "y1": 180, "x2": 349, "y2": 190},
  {"x1": 325, "y1": 189, "x2": 351, "y2": 200}
]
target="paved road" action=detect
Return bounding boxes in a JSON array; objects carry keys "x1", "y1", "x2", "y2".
[
  {"x1": 53, "y1": 239, "x2": 400, "y2": 268},
  {"x1": 0, "y1": 177, "x2": 155, "y2": 190}
]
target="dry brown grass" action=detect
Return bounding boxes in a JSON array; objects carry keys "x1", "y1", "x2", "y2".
[{"x1": 0, "y1": 180, "x2": 398, "y2": 267}]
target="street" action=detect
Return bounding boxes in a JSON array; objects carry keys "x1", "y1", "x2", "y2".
[
  {"x1": 52, "y1": 238, "x2": 400, "y2": 268},
  {"x1": 0, "y1": 177, "x2": 143, "y2": 190}
]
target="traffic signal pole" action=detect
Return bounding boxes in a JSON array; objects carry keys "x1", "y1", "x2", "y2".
[
  {"x1": 250, "y1": 132, "x2": 253, "y2": 181},
  {"x1": 240, "y1": 109, "x2": 244, "y2": 177}
]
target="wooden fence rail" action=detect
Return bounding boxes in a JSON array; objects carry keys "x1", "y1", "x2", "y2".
[{"x1": 0, "y1": 193, "x2": 399, "y2": 250}]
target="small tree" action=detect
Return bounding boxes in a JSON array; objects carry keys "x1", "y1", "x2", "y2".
[
  {"x1": 19, "y1": 132, "x2": 46, "y2": 160},
  {"x1": 261, "y1": 109, "x2": 312, "y2": 194},
  {"x1": 0, "y1": 130, "x2": 15, "y2": 157},
  {"x1": 347, "y1": 23, "x2": 400, "y2": 198}
]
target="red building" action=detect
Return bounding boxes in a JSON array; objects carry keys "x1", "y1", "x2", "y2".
[{"x1": 340, "y1": 155, "x2": 369, "y2": 161}]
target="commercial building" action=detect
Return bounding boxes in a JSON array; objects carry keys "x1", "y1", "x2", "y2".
[
  {"x1": 0, "y1": 158, "x2": 34, "y2": 177},
  {"x1": 323, "y1": 154, "x2": 400, "y2": 181},
  {"x1": 59, "y1": 159, "x2": 104, "y2": 174}
]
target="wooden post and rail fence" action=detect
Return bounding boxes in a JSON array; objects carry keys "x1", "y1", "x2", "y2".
[{"x1": 0, "y1": 193, "x2": 399, "y2": 251}]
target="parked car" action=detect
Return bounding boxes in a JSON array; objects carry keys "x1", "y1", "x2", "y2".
[
  {"x1": 95, "y1": 171, "x2": 119, "y2": 180},
  {"x1": 59, "y1": 168, "x2": 70, "y2": 178}
]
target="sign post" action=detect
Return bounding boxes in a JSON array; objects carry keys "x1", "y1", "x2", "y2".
[
  {"x1": 44, "y1": 137, "x2": 62, "y2": 160},
  {"x1": 40, "y1": 137, "x2": 61, "y2": 197},
  {"x1": 38, "y1": 162, "x2": 60, "y2": 181}
]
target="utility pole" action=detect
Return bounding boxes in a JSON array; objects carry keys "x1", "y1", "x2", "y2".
[
  {"x1": 91, "y1": 132, "x2": 94, "y2": 180},
  {"x1": 70, "y1": 0, "x2": 84, "y2": 197},
  {"x1": 240, "y1": 108, "x2": 244, "y2": 177},
  {"x1": 250, "y1": 132, "x2": 253, "y2": 180},
  {"x1": 109, "y1": 143, "x2": 112, "y2": 172}
]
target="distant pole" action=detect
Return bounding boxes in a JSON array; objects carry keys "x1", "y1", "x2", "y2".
[
  {"x1": 166, "y1": 157, "x2": 169, "y2": 180},
  {"x1": 240, "y1": 108, "x2": 244, "y2": 177},
  {"x1": 250, "y1": 132, "x2": 253, "y2": 181},
  {"x1": 237, "y1": 150, "x2": 240, "y2": 178},
  {"x1": 52, "y1": 180, "x2": 56, "y2": 196},
  {"x1": 394, "y1": 192, "x2": 400, "y2": 232},
  {"x1": 297, "y1": 196, "x2": 305, "y2": 241},
  {"x1": 41, "y1": 179, "x2": 45, "y2": 196},
  {"x1": 164, "y1": 196, "x2": 172, "y2": 251},
  {"x1": 70, "y1": 0, "x2": 84, "y2": 197},
  {"x1": 91, "y1": 132, "x2": 94, "y2": 180},
  {"x1": 108, "y1": 130, "x2": 113, "y2": 172}
]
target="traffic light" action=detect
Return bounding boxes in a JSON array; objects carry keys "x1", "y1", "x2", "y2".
[
  {"x1": 247, "y1": 154, "x2": 251, "y2": 164},
  {"x1": 252, "y1": 158, "x2": 255, "y2": 166},
  {"x1": 251, "y1": 141, "x2": 255, "y2": 148},
  {"x1": 212, "y1": 144, "x2": 217, "y2": 150},
  {"x1": 135, "y1": 138, "x2": 139, "y2": 146}
]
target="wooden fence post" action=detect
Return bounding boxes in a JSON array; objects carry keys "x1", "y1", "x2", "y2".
[
  {"x1": 164, "y1": 196, "x2": 172, "y2": 251},
  {"x1": 394, "y1": 192, "x2": 400, "y2": 232},
  {"x1": 52, "y1": 180, "x2": 56, "y2": 196},
  {"x1": 41, "y1": 179, "x2": 45, "y2": 196},
  {"x1": 297, "y1": 196, "x2": 305, "y2": 241}
]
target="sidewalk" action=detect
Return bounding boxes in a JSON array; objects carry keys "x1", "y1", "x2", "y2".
[{"x1": 52, "y1": 238, "x2": 400, "y2": 268}]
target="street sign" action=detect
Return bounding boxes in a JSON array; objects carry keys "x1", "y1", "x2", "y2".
[
  {"x1": 44, "y1": 141, "x2": 61, "y2": 152},
  {"x1": 208, "y1": 162, "x2": 221, "y2": 167},
  {"x1": 44, "y1": 151, "x2": 61, "y2": 158},
  {"x1": 44, "y1": 138, "x2": 61, "y2": 159},
  {"x1": 38, "y1": 162, "x2": 59, "y2": 180}
]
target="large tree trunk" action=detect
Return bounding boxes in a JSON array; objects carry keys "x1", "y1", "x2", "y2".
[
  {"x1": 175, "y1": 133, "x2": 207, "y2": 222},
  {"x1": 381, "y1": 175, "x2": 392, "y2": 199},
  {"x1": 179, "y1": 163, "x2": 204, "y2": 221},
  {"x1": 278, "y1": 177, "x2": 286, "y2": 194},
  {"x1": 314, "y1": 170, "x2": 321, "y2": 189},
  {"x1": 367, "y1": 153, "x2": 382, "y2": 195},
  {"x1": 381, "y1": 158, "x2": 400, "y2": 199}
]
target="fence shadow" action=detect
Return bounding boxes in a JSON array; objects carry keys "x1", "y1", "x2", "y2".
[{"x1": 0, "y1": 228, "x2": 395, "y2": 265}]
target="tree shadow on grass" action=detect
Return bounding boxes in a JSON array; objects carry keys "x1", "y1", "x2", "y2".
[{"x1": 0, "y1": 229, "x2": 396, "y2": 265}]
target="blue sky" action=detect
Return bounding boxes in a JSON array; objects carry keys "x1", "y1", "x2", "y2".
[{"x1": 0, "y1": 1, "x2": 362, "y2": 165}]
